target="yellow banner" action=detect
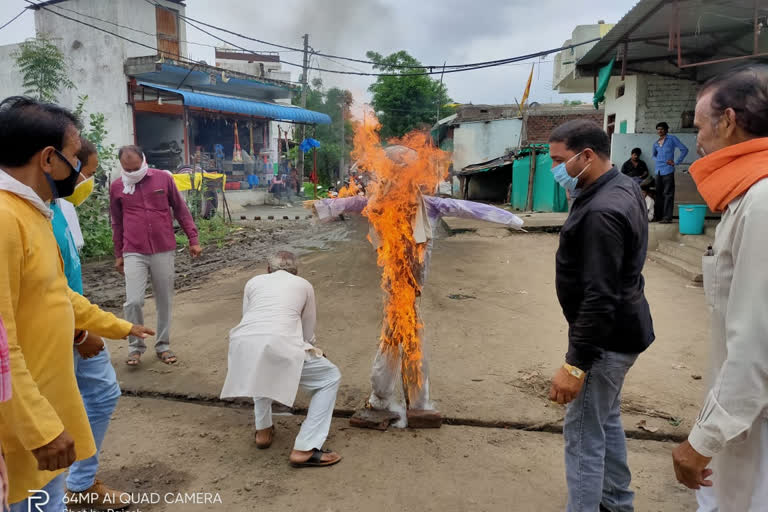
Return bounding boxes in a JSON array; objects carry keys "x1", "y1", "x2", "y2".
[{"x1": 172, "y1": 172, "x2": 227, "y2": 192}]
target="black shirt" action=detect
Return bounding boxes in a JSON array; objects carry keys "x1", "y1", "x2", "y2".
[
  {"x1": 555, "y1": 168, "x2": 655, "y2": 370},
  {"x1": 620, "y1": 158, "x2": 649, "y2": 180}
]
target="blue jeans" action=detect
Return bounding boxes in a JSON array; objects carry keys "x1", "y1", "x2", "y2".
[
  {"x1": 66, "y1": 345, "x2": 121, "y2": 492},
  {"x1": 564, "y1": 351, "x2": 639, "y2": 512},
  {"x1": 9, "y1": 473, "x2": 66, "y2": 512}
]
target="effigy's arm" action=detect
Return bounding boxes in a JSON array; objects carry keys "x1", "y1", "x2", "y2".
[
  {"x1": 307, "y1": 196, "x2": 369, "y2": 221},
  {"x1": 424, "y1": 197, "x2": 524, "y2": 230}
]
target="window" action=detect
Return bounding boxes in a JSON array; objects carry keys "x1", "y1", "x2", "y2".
[
  {"x1": 607, "y1": 114, "x2": 616, "y2": 138},
  {"x1": 681, "y1": 110, "x2": 695, "y2": 129},
  {"x1": 616, "y1": 85, "x2": 625, "y2": 99}
]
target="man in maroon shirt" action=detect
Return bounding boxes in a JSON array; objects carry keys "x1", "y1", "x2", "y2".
[{"x1": 110, "y1": 145, "x2": 202, "y2": 366}]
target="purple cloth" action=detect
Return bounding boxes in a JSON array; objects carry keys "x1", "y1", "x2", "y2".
[
  {"x1": 315, "y1": 195, "x2": 523, "y2": 231},
  {"x1": 110, "y1": 168, "x2": 199, "y2": 258}
]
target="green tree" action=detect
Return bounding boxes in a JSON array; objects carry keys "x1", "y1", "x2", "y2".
[
  {"x1": 366, "y1": 50, "x2": 454, "y2": 139},
  {"x1": 13, "y1": 35, "x2": 75, "y2": 103},
  {"x1": 292, "y1": 79, "x2": 354, "y2": 187}
]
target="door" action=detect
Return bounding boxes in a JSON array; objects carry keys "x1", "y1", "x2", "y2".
[{"x1": 156, "y1": 6, "x2": 180, "y2": 59}]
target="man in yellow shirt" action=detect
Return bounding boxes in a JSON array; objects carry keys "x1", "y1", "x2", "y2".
[{"x1": 0, "y1": 96, "x2": 153, "y2": 511}]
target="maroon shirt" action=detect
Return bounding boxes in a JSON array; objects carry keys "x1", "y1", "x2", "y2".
[{"x1": 110, "y1": 168, "x2": 199, "y2": 258}]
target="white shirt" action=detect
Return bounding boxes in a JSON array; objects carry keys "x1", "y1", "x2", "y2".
[
  {"x1": 220, "y1": 270, "x2": 319, "y2": 406},
  {"x1": 691, "y1": 178, "x2": 768, "y2": 456}
]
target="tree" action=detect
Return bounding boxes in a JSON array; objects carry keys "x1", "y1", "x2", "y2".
[
  {"x1": 366, "y1": 50, "x2": 454, "y2": 140},
  {"x1": 13, "y1": 35, "x2": 75, "y2": 103},
  {"x1": 292, "y1": 79, "x2": 354, "y2": 187}
]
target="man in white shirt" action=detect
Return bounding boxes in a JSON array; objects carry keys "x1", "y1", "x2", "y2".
[
  {"x1": 220, "y1": 251, "x2": 342, "y2": 467},
  {"x1": 673, "y1": 64, "x2": 768, "y2": 511}
]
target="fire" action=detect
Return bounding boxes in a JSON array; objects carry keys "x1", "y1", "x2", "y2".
[{"x1": 350, "y1": 115, "x2": 450, "y2": 404}]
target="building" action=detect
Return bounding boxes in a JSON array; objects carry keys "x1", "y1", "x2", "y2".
[
  {"x1": 0, "y1": 0, "x2": 330, "y2": 182},
  {"x1": 433, "y1": 103, "x2": 602, "y2": 206},
  {"x1": 552, "y1": 0, "x2": 767, "y2": 211}
]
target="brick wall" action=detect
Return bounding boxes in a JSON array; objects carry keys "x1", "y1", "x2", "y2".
[
  {"x1": 526, "y1": 111, "x2": 605, "y2": 143},
  {"x1": 635, "y1": 75, "x2": 699, "y2": 134}
]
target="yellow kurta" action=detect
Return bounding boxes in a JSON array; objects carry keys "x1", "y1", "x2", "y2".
[{"x1": 0, "y1": 191, "x2": 132, "y2": 504}]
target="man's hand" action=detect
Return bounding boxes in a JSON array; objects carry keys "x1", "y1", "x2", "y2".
[
  {"x1": 672, "y1": 440, "x2": 713, "y2": 489},
  {"x1": 115, "y1": 257, "x2": 124, "y2": 275},
  {"x1": 189, "y1": 244, "x2": 203, "y2": 259},
  {"x1": 128, "y1": 325, "x2": 155, "y2": 339},
  {"x1": 548, "y1": 366, "x2": 585, "y2": 405},
  {"x1": 75, "y1": 333, "x2": 105, "y2": 360},
  {"x1": 32, "y1": 430, "x2": 76, "y2": 471},
  {"x1": 666, "y1": 159, "x2": 675, "y2": 166}
]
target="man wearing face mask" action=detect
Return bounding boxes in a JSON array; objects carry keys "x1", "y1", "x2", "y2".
[
  {"x1": 110, "y1": 145, "x2": 201, "y2": 367},
  {"x1": 48, "y1": 139, "x2": 130, "y2": 508},
  {"x1": 547, "y1": 119, "x2": 654, "y2": 512},
  {"x1": 0, "y1": 96, "x2": 154, "y2": 512},
  {"x1": 671, "y1": 65, "x2": 768, "y2": 512}
]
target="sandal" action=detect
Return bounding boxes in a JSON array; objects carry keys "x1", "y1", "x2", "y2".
[
  {"x1": 156, "y1": 350, "x2": 178, "y2": 364},
  {"x1": 126, "y1": 352, "x2": 141, "y2": 366},
  {"x1": 290, "y1": 448, "x2": 342, "y2": 468},
  {"x1": 255, "y1": 426, "x2": 274, "y2": 449}
]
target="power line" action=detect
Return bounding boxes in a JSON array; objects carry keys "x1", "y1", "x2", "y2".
[
  {"x1": 24, "y1": 1, "x2": 304, "y2": 87},
  {"x1": 0, "y1": 9, "x2": 26, "y2": 31},
  {"x1": 142, "y1": 0, "x2": 599, "y2": 72}
]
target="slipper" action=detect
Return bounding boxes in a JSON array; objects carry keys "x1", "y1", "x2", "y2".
[
  {"x1": 290, "y1": 448, "x2": 342, "y2": 468},
  {"x1": 126, "y1": 352, "x2": 141, "y2": 366},
  {"x1": 157, "y1": 350, "x2": 177, "y2": 364}
]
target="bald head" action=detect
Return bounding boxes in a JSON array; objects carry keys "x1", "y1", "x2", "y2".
[{"x1": 267, "y1": 251, "x2": 298, "y2": 275}]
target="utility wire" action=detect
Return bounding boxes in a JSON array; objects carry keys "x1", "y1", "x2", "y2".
[
  {"x1": 24, "y1": 1, "x2": 304, "y2": 87},
  {"x1": 141, "y1": 0, "x2": 599, "y2": 73},
  {"x1": 0, "y1": 9, "x2": 26, "y2": 31}
]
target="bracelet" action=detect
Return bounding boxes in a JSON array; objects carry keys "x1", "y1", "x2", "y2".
[{"x1": 74, "y1": 330, "x2": 89, "y2": 346}]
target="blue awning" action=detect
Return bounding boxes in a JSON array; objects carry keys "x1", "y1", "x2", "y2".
[{"x1": 138, "y1": 82, "x2": 331, "y2": 125}]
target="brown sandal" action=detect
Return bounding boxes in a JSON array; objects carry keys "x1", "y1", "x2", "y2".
[
  {"x1": 255, "y1": 426, "x2": 274, "y2": 449},
  {"x1": 126, "y1": 352, "x2": 141, "y2": 366},
  {"x1": 156, "y1": 350, "x2": 177, "y2": 364}
]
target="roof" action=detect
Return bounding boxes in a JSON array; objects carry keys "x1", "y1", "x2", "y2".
[
  {"x1": 139, "y1": 82, "x2": 331, "y2": 124},
  {"x1": 454, "y1": 104, "x2": 520, "y2": 123},
  {"x1": 457, "y1": 155, "x2": 515, "y2": 176},
  {"x1": 577, "y1": 0, "x2": 767, "y2": 79}
]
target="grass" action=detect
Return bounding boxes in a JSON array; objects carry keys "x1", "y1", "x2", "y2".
[{"x1": 176, "y1": 216, "x2": 239, "y2": 250}]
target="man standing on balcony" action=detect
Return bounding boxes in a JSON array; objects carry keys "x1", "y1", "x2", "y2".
[
  {"x1": 110, "y1": 145, "x2": 202, "y2": 367},
  {"x1": 652, "y1": 121, "x2": 689, "y2": 223}
]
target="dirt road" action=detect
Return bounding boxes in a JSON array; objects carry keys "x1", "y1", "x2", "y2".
[{"x1": 82, "y1": 216, "x2": 708, "y2": 510}]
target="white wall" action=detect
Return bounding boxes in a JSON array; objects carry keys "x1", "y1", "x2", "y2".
[
  {"x1": 635, "y1": 75, "x2": 698, "y2": 134},
  {"x1": 0, "y1": 0, "x2": 187, "y2": 177},
  {"x1": 452, "y1": 118, "x2": 523, "y2": 171},
  {"x1": 603, "y1": 75, "x2": 639, "y2": 134}
]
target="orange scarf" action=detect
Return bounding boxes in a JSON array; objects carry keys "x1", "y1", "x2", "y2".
[{"x1": 689, "y1": 138, "x2": 768, "y2": 212}]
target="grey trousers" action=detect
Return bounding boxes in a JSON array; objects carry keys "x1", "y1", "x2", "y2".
[{"x1": 124, "y1": 251, "x2": 175, "y2": 354}]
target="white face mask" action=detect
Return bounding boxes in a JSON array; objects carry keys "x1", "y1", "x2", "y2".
[{"x1": 120, "y1": 154, "x2": 149, "y2": 195}]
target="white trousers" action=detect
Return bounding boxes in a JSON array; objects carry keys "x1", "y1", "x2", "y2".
[
  {"x1": 696, "y1": 419, "x2": 768, "y2": 512},
  {"x1": 253, "y1": 354, "x2": 341, "y2": 451}
]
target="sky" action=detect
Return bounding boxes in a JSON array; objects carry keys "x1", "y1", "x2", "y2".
[{"x1": 0, "y1": 0, "x2": 637, "y2": 110}]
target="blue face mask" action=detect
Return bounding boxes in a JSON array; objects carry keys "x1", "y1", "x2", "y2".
[{"x1": 552, "y1": 151, "x2": 591, "y2": 193}]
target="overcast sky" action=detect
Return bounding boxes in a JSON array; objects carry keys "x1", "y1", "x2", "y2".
[{"x1": 0, "y1": 0, "x2": 636, "y2": 109}]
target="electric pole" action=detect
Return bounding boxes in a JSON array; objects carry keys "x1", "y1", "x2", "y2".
[
  {"x1": 339, "y1": 99, "x2": 345, "y2": 184},
  {"x1": 298, "y1": 33, "x2": 309, "y2": 187}
]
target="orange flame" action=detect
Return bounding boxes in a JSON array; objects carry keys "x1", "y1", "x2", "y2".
[{"x1": 351, "y1": 115, "x2": 450, "y2": 403}]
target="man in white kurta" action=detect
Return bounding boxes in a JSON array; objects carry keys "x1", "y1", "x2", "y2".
[
  {"x1": 221, "y1": 252, "x2": 342, "y2": 467},
  {"x1": 672, "y1": 65, "x2": 768, "y2": 510}
]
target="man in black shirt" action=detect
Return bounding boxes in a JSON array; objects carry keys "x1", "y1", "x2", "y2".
[
  {"x1": 620, "y1": 147, "x2": 650, "y2": 184},
  {"x1": 547, "y1": 120, "x2": 655, "y2": 512}
]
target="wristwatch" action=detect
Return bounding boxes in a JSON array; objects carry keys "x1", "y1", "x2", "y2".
[{"x1": 563, "y1": 363, "x2": 585, "y2": 380}]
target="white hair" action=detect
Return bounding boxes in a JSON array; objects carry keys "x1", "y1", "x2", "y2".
[{"x1": 267, "y1": 251, "x2": 298, "y2": 275}]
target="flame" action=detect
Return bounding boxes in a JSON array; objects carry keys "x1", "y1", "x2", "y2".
[
  {"x1": 351, "y1": 115, "x2": 450, "y2": 404},
  {"x1": 337, "y1": 176, "x2": 360, "y2": 198}
]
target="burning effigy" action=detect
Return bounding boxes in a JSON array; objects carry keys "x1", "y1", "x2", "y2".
[{"x1": 309, "y1": 115, "x2": 524, "y2": 428}]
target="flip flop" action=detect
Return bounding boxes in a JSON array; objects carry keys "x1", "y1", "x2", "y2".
[
  {"x1": 157, "y1": 350, "x2": 178, "y2": 364},
  {"x1": 290, "y1": 448, "x2": 342, "y2": 468},
  {"x1": 126, "y1": 352, "x2": 141, "y2": 366}
]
